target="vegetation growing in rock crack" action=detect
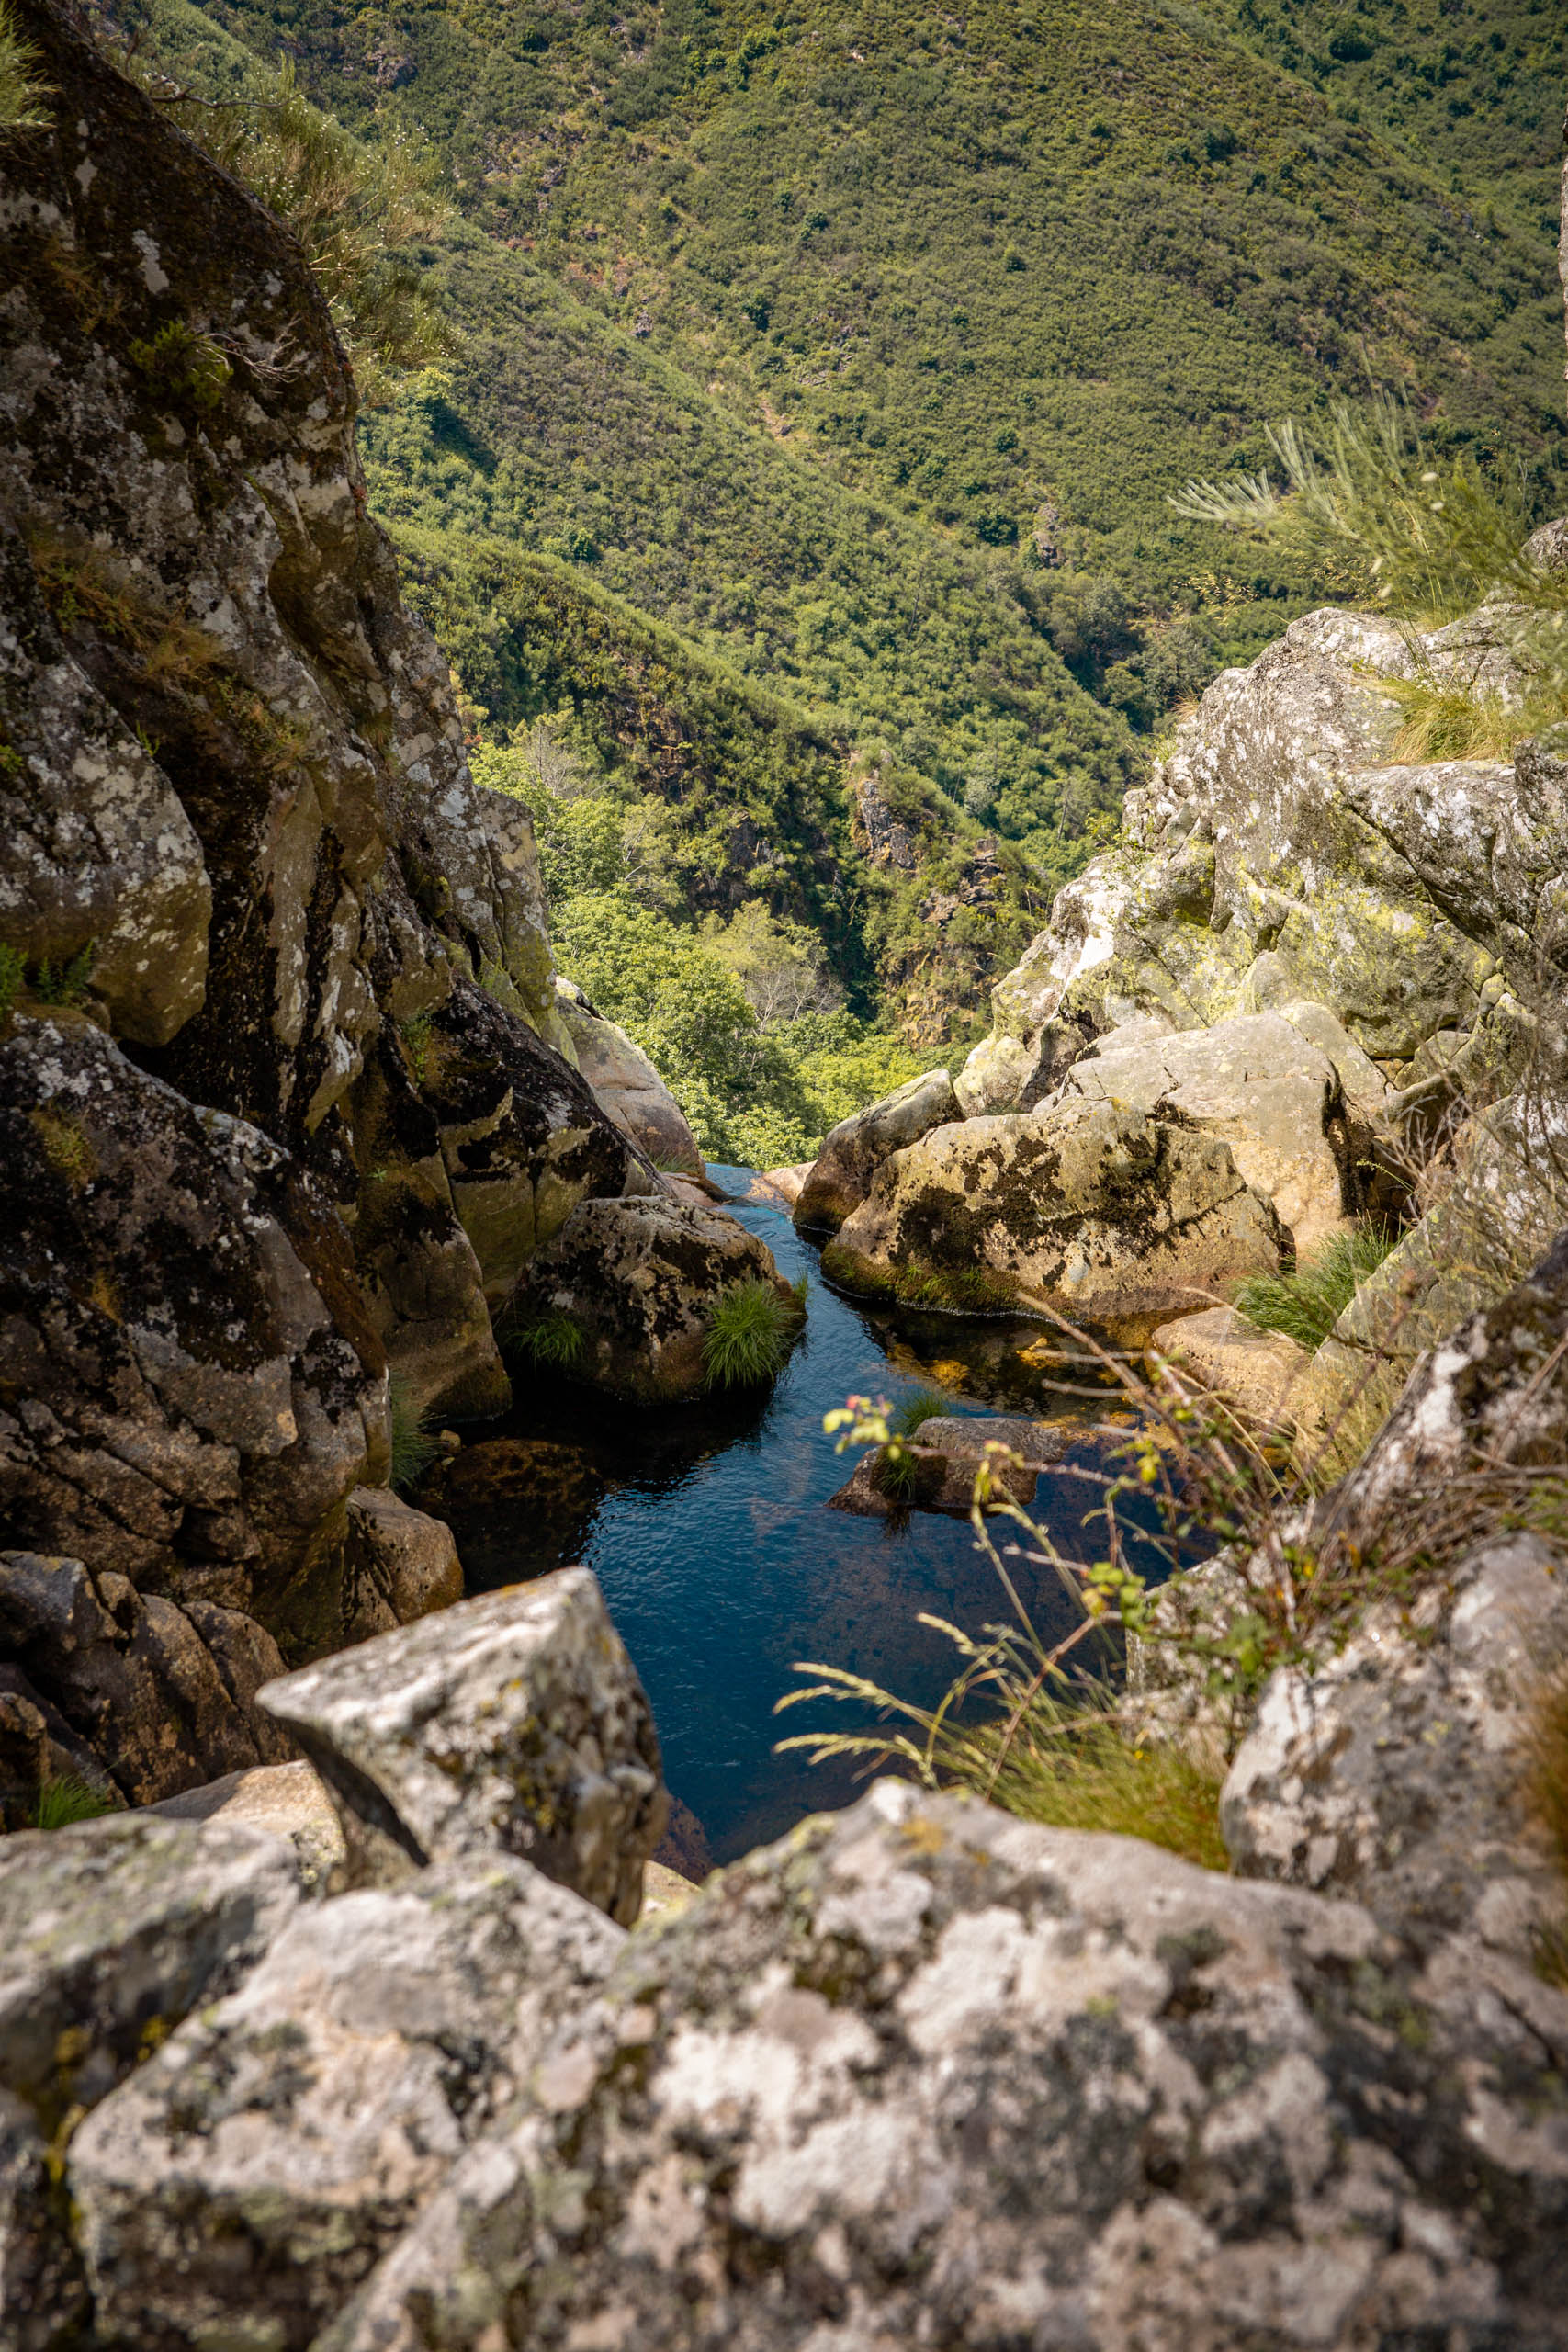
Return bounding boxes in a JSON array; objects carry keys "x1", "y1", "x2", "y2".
[
  {"x1": 388, "y1": 1374, "x2": 440, "y2": 1496},
  {"x1": 702, "y1": 1277, "x2": 803, "y2": 1390},
  {"x1": 507, "y1": 1310, "x2": 585, "y2": 1374},
  {"x1": 0, "y1": 0, "x2": 48, "y2": 133},
  {"x1": 33, "y1": 1774, "x2": 114, "y2": 1831},
  {"x1": 874, "y1": 1387, "x2": 950, "y2": 1500},
  {"x1": 1231, "y1": 1225, "x2": 1398, "y2": 1352}
]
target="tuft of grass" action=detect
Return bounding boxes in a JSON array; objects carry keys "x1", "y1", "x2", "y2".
[
  {"x1": 389, "y1": 1372, "x2": 440, "y2": 1495},
  {"x1": 0, "y1": 941, "x2": 24, "y2": 1023},
  {"x1": 1381, "y1": 671, "x2": 1561, "y2": 766},
  {"x1": 30, "y1": 940, "x2": 96, "y2": 1008},
  {"x1": 0, "y1": 0, "x2": 49, "y2": 135},
  {"x1": 510, "y1": 1309, "x2": 585, "y2": 1373},
  {"x1": 1233, "y1": 1226, "x2": 1398, "y2": 1352},
  {"x1": 876, "y1": 1386, "x2": 949, "y2": 1500},
  {"x1": 399, "y1": 1010, "x2": 435, "y2": 1088},
  {"x1": 33, "y1": 1774, "x2": 114, "y2": 1831},
  {"x1": 703, "y1": 1277, "x2": 803, "y2": 1391},
  {"x1": 29, "y1": 1106, "x2": 95, "y2": 1189}
]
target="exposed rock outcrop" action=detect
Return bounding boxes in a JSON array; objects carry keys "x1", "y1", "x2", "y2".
[
  {"x1": 793, "y1": 1065, "x2": 959, "y2": 1234},
  {"x1": 824, "y1": 1096, "x2": 1282, "y2": 1331},
  {"x1": 258, "y1": 1568, "x2": 666, "y2": 1921},
  {"x1": 555, "y1": 977, "x2": 705, "y2": 1176}
]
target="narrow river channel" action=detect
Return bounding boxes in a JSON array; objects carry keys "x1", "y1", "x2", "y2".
[{"x1": 428, "y1": 1167, "x2": 1167, "y2": 1864}]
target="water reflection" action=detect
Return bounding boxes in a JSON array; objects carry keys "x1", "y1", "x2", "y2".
[{"x1": 439, "y1": 1166, "x2": 1177, "y2": 1863}]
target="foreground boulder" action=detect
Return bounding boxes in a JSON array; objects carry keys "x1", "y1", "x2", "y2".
[
  {"x1": 259, "y1": 1568, "x2": 666, "y2": 1921},
  {"x1": 0, "y1": 1812, "x2": 300, "y2": 2348},
  {"x1": 510, "y1": 1192, "x2": 798, "y2": 1402},
  {"x1": 70, "y1": 1853, "x2": 623, "y2": 2352},
  {"x1": 825, "y1": 1097, "x2": 1281, "y2": 1332},
  {"x1": 794, "y1": 1066, "x2": 959, "y2": 1233},
  {"x1": 323, "y1": 1780, "x2": 1568, "y2": 2351}
]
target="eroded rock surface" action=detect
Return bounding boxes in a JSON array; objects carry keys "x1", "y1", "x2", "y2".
[
  {"x1": 259, "y1": 1568, "x2": 667, "y2": 1921},
  {"x1": 825, "y1": 1097, "x2": 1281, "y2": 1329},
  {"x1": 322, "y1": 1781, "x2": 1568, "y2": 2352},
  {"x1": 557, "y1": 978, "x2": 704, "y2": 1176},
  {"x1": 794, "y1": 1066, "x2": 959, "y2": 1234},
  {"x1": 70, "y1": 1852, "x2": 623, "y2": 2351}
]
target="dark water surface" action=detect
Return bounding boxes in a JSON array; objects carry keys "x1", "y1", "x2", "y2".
[{"x1": 447, "y1": 1167, "x2": 1164, "y2": 1863}]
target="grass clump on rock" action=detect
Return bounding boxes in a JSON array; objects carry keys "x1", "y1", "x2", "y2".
[
  {"x1": 389, "y1": 1373, "x2": 440, "y2": 1496},
  {"x1": 1233, "y1": 1226, "x2": 1397, "y2": 1351},
  {"x1": 509, "y1": 1310, "x2": 585, "y2": 1374},
  {"x1": 34, "y1": 1774, "x2": 114, "y2": 1831},
  {"x1": 874, "y1": 1387, "x2": 949, "y2": 1501},
  {"x1": 702, "y1": 1277, "x2": 804, "y2": 1392}
]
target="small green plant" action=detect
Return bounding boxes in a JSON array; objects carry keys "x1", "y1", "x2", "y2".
[
  {"x1": 33, "y1": 1774, "x2": 114, "y2": 1830},
  {"x1": 389, "y1": 1373, "x2": 439, "y2": 1495},
  {"x1": 875, "y1": 1386, "x2": 949, "y2": 1499},
  {"x1": 702, "y1": 1277, "x2": 803, "y2": 1390},
  {"x1": 30, "y1": 1105, "x2": 94, "y2": 1188},
  {"x1": 0, "y1": 941, "x2": 24, "y2": 1023},
  {"x1": 399, "y1": 1009, "x2": 434, "y2": 1087},
  {"x1": 1232, "y1": 1226, "x2": 1398, "y2": 1352},
  {"x1": 30, "y1": 940, "x2": 97, "y2": 1009},
  {"x1": 510, "y1": 1309, "x2": 585, "y2": 1372},
  {"x1": 128, "y1": 319, "x2": 232, "y2": 413}
]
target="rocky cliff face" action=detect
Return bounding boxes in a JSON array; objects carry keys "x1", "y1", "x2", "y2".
[{"x1": 0, "y1": 0, "x2": 759, "y2": 1813}]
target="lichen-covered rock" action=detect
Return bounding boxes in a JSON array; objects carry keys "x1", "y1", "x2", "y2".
[
  {"x1": 148, "y1": 1758, "x2": 348, "y2": 1895},
  {"x1": 0, "y1": 1016, "x2": 387, "y2": 1657},
  {"x1": 513, "y1": 1192, "x2": 796, "y2": 1403},
  {"x1": 340, "y1": 1486, "x2": 462, "y2": 1642},
  {"x1": 556, "y1": 978, "x2": 704, "y2": 1176},
  {"x1": 794, "y1": 1067, "x2": 959, "y2": 1233},
  {"x1": 69, "y1": 1852, "x2": 623, "y2": 2352},
  {"x1": 321, "y1": 1781, "x2": 1568, "y2": 2352},
  {"x1": 829, "y1": 1414, "x2": 1076, "y2": 1516},
  {"x1": 825, "y1": 1097, "x2": 1281, "y2": 1332},
  {"x1": 0, "y1": 1810, "x2": 299, "y2": 2347},
  {"x1": 957, "y1": 602, "x2": 1561, "y2": 1113},
  {"x1": 0, "y1": 1552, "x2": 295, "y2": 1806},
  {"x1": 1062, "y1": 1009, "x2": 1354, "y2": 1252},
  {"x1": 1223, "y1": 1533, "x2": 1568, "y2": 1954},
  {"x1": 258, "y1": 1568, "x2": 666, "y2": 1921}
]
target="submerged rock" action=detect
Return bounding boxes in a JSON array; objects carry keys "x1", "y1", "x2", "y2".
[
  {"x1": 258, "y1": 1568, "x2": 666, "y2": 1921},
  {"x1": 511, "y1": 1192, "x2": 797, "y2": 1403},
  {"x1": 322, "y1": 1781, "x2": 1568, "y2": 2352},
  {"x1": 70, "y1": 1852, "x2": 623, "y2": 2352},
  {"x1": 825, "y1": 1096, "x2": 1281, "y2": 1332},
  {"x1": 794, "y1": 1067, "x2": 959, "y2": 1233}
]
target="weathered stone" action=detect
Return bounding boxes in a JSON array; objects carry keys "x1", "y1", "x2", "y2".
[
  {"x1": 794, "y1": 1067, "x2": 960, "y2": 1233},
  {"x1": 258, "y1": 1568, "x2": 666, "y2": 1921},
  {"x1": 826, "y1": 1097, "x2": 1281, "y2": 1333},
  {"x1": 1223, "y1": 1533, "x2": 1568, "y2": 1955},
  {"x1": 0, "y1": 521, "x2": 209, "y2": 1047},
  {"x1": 148, "y1": 1758, "x2": 347, "y2": 1895},
  {"x1": 512, "y1": 1192, "x2": 797, "y2": 1403},
  {"x1": 747, "y1": 1163, "x2": 812, "y2": 1210},
  {"x1": 1151, "y1": 1306, "x2": 1318, "y2": 1435},
  {"x1": 321, "y1": 1781, "x2": 1568, "y2": 2352},
  {"x1": 0, "y1": 1553, "x2": 296, "y2": 1806},
  {"x1": 340, "y1": 1485, "x2": 463, "y2": 1642},
  {"x1": 1062, "y1": 1009, "x2": 1353, "y2": 1252},
  {"x1": 829, "y1": 1415, "x2": 1077, "y2": 1516},
  {"x1": 0, "y1": 2083, "x2": 84, "y2": 2352},
  {"x1": 0, "y1": 1017, "x2": 388, "y2": 1657},
  {"x1": 70, "y1": 1852, "x2": 623, "y2": 2352},
  {"x1": 556, "y1": 978, "x2": 704, "y2": 1176},
  {"x1": 638, "y1": 1858, "x2": 701, "y2": 1926}
]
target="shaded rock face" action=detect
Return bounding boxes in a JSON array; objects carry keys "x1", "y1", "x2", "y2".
[
  {"x1": 70, "y1": 1852, "x2": 623, "y2": 2352},
  {"x1": 259, "y1": 1568, "x2": 667, "y2": 1923},
  {"x1": 323, "y1": 1781, "x2": 1568, "y2": 2352},
  {"x1": 339, "y1": 1486, "x2": 462, "y2": 1642},
  {"x1": 794, "y1": 1066, "x2": 959, "y2": 1235},
  {"x1": 0, "y1": 1017, "x2": 386, "y2": 1653},
  {"x1": 513, "y1": 1193, "x2": 795, "y2": 1403},
  {"x1": 825, "y1": 1097, "x2": 1281, "y2": 1330},
  {"x1": 0, "y1": 1811, "x2": 301, "y2": 2349},
  {"x1": 556, "y1": 978, "x2": 705, "y2": 1176},
  {"x1": 959, "y1": 602, "x2": 1562, "y2": 1114}
]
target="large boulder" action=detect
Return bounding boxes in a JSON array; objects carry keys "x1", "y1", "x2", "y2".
[
  {"x1": 1061, "y1": 1008, "x2": 1355, "y2": 1252},
  {"x1": 1223, "y1": 1532, "x2": 1568, "y2": 1956},
  {"x1": 824, "y1": 1096, "x2": 1282, "y2": 1333},
  {"x1": 0, "y1": 1811, "x2": 300, "y2": 2349},
  {"x1": 258, "y1": 1568, "x2": 667, "y2": 1922},
  {"x1": 556, "y1": 978, "x2": 704, "y2": 1176},
  {"x1": 339, "y1": 1486, "x2": 463, "y2": 1641},
  {"x1": 511, "y1": 1192, "x2": 797, "y2": 1403},
  {"x1": 69, "y1": 1853, "x2": 623, "y2": 2352},
  {"x1": 322, "y1": 1781, "x2": 1568, "y2": 2352},
  {"x1": 0, "y1": 1016, "x2": 388, "y2": 1659},
  {"x1": 957, "y1": 605, "x2": 1562, "y2": 1114},
  {"x1": 794, "y1": 1066, "x2": 959, "y2": 1233}
]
